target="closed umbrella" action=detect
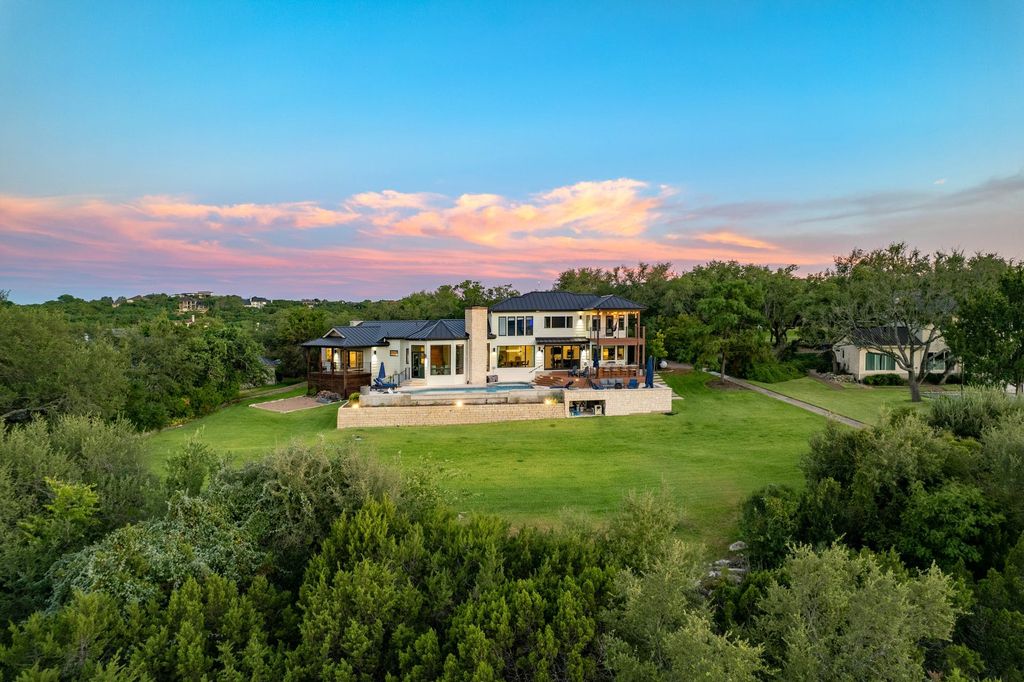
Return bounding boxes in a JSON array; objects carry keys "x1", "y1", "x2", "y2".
[
  {"x1": 378, "y1": 362, "x2": 387, "y2": 381},
  {"x1": 645, "y1": 355, "x2": 655, "y2": 388}
]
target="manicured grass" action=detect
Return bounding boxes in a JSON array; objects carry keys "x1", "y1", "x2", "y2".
[
  {"x1": 145, "y1": 372, "x2": 827, "y2": 551},
  {"x1": 748, "y1": 376, "x2": 927, "y2": 425}
]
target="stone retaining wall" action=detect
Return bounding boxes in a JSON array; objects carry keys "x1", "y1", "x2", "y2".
[
  {"x1": 566, "y1": 386, "x2": 674, "y2": 415},
  {"x1": 338, "y1": 385, "x2": 674, "y2": 429},
  {"x1": 338, "y1": 402, "x2": 565, "y2": 429}
]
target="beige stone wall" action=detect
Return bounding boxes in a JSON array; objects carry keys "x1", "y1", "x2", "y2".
[
  {"x1": 338, "y1": 402, "x2": 564, "y2": 429},
  {"x1": 565, "y1": 387, "x2": 674, "y2": 415}
]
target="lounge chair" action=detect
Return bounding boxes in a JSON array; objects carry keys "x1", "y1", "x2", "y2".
[
  {"x1": 627, "y1": 378, "x2": 639, "y2": 389},
  {"x1": 589, "y1": 379, "x2": 605, "y2": 390},
  {"x1": 373, "y1": 377, "x2": 398, "y2": 390}
]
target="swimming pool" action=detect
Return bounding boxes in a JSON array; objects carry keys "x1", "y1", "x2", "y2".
[{"x1": 406, "y1": 382, "x2": 535, "y2": 395}]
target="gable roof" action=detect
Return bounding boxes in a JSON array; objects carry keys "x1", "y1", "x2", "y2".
[
  {"x1": 848, "y1": 326, "x2": 923, "y2": 347},
  {"x1": 301, "y1": 319, "x2": 468, "y2": 348},
  {"x1": 489, "y1": 291, "x2": 645, "y2": 312}
]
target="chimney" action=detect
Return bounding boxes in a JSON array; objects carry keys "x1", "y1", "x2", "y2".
[{"x1": 464, "y1": 306, "x2": 489, "y2": 384}]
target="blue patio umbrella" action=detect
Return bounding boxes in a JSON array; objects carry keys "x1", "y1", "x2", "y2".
[
  {"x1": 377, "y1": 362, "x2": 387, "y2": 381},
  {"x1": 645, "y1": 355, "x2": 655, "y2": 388}
]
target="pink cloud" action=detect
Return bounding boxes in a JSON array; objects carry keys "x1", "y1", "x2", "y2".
[{"x1": 2, "y1": 173, "x2": 1021, "y2": 301}]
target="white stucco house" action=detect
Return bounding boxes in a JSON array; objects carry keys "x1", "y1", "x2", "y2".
[
  {"x1": 301, "y1": 291, "x2": 647, "y2": 393},
  {"x1": 834, "y1": 326, "x2": 959, "y2": 381}
]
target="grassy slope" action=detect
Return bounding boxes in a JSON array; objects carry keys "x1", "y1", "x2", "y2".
[
  {"x1": 748, "y1": 377, "x2": 927, "y2": 425},
  {"x1": 146, "y1": 372, "x2": 825, "y2": 550}
]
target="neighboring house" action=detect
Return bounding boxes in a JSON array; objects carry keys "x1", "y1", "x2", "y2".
[
  {"x1": 178, "y1": 297, "x2": 208, "y2": 313},
  {"x1": 834, "y1": 326, "x2": 959, "y2": 381},
  {"x1": 244, "y1": 357, "x2": 280, "y2": 387},
  {"x1": 300, "y1": 291, "x2": 647, "y2": 393},
  {"x1": 246, "y1": 296, "x2": 270, "y2": 309}
]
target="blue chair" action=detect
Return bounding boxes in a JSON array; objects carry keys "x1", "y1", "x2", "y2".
[
  {"x1": 627, "y1": 378, "x2": 639, "y2": 389},
  {"x1": 373, "y1": 378, "x2": 398, "y2": 390}
]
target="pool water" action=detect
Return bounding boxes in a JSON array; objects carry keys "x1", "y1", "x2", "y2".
[{"x1": 407, "y1": 382, "x2": 535, "y2": 395}]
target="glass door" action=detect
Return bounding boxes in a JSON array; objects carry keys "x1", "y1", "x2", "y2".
[{"x1": 411, "y1": 345, "x2": 425, "y2": 379}]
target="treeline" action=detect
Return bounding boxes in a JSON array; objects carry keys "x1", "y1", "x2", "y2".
[
  {"x1": 1, "y1": 393, "x2": 1021, "y2": 679},
  {"x1": 0, "y1": 281, "x2": 520, "y2": 430},
  {"x1": 556, "y1": 245, "x2": 1023, "y2": 400},
  {"x1": 0, "y1": 302, "x2": 268, "y2": 430}
]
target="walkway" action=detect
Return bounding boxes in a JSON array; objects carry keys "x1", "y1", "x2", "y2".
[{"x1": 708, "y1": 371, "x2": 867, "y2": 429}]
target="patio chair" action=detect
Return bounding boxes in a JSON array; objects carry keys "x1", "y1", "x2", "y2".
[
  {"x1": 589, "y1": 379, "x2": 605, "y2": 390},
  {"x1": 627, "y1": 378, "x2": 639, "y2": 389},
  {"x1": 373, "y1": 377, "x2": 398, "y2": 390}
]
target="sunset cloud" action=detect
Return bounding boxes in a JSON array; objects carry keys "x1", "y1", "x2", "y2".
[
  {"x1": 2, "y1": 173, "x2": 1022, "y2": 302},
  {"x1": 690, "y1": 230, "x2": 779, "y2": 250}
]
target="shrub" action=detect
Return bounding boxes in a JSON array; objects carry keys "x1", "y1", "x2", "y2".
[
  {"x1": 928, "y1": 387, "x2": 1024, "y2": 439},
  {"x1": 739, "y1": 485, "x2": 801, "y2": 569},
  {"x1": 746, "y1": 360, "x2": 804, "y2": 384},
  {"x1": 863, "y1": 373, "x2": 905, "y2": 386}
]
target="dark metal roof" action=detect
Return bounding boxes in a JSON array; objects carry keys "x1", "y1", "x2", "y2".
[
  {"x1": 301, "y1": 318, "x2": 467, "y2": 348},
  {"x1": 590, "y1": 294, "x2": 646, "y2": 310},
  {"x1": 849, "y1": 326, "x2": 922, "y2": 347},
  {"x1": 405, "y1": 319, "x2": 467, "y2": 340},
  {"x1": 490, "y1": 291, "x2": 645, "y2": 312}
]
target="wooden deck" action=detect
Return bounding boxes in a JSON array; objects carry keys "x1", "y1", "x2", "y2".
[{"x1": 307, "y1": 371, "x2": 372, "y2": 396}]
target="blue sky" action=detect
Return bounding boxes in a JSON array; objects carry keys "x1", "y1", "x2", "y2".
[{"x1": 1, "y1": 1, "x2": 1022, "y2": 301}]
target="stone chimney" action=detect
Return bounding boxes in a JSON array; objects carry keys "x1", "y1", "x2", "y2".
[{"x1": 464, "y1": 306, "x2": 489, "y2": 384}]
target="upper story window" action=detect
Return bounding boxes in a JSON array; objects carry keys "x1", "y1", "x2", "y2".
[
  {"x1": 544, "y1": 315, "x2": 574, "y2": 329},
  {"x1": 497, "y1": 315, "x2": 533, "y2": 337}
]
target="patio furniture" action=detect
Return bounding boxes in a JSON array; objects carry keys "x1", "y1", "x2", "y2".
[{"x1": 627, "y1": 378, "x2": 639, "y2": 389}]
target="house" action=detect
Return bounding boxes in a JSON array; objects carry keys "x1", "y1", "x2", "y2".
[
  {"x1": 244, "y1": 357, "x2": 280, "y2": 388},
  {"x1": 834, "y1": 326, "x2": 959, "y2": 381},
  {"x1": 178, "y1": 297, "x2": 208, "y2": 313},
  {"x1": 246, "y1": 296, "x2": 270, "y2": 309},
  {"x1": 301, "y1": 291, "x2": 647, "y2": 393}
]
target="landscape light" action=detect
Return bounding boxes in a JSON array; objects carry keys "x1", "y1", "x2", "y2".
[{"x1": 455, "y1": 400, "x2": 464, "y2": 407}]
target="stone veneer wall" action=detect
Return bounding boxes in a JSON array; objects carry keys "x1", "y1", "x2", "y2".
[
  {"x1": 338, "y1": 402, "x2": 565, "y2": 429},
  {"x1": 565, "y1": 386, "x2": 674, "y2": 415}
]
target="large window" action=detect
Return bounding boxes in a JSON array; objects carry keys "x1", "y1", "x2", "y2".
[
  {"x1": 600, "y1": 345, "x2": 625, "y2": 362},
  {"x1": 866, "y1": 352, "x2": 896, "y2": 371},
  {"x1": 497, "y1": 315, "x2": 533, "y2": 337},
  {"x1": 497, "y1": 345, "x2": 534, "y2": 368},
  {"x1": 346, "y1": 350, "x2": 363, "y2": 369},
  {"x1": 455, "y1": 344, "x2": 465, "y2": 374},
  {"x1": 544, "y1": 344, "x2": 582, "y2": 369},
  {"x1": 430, "y1": 345, "x2": 451, "y2": 375},
  {"x1": 544, "y1": 315, "x2": 574, "y2": 329}
]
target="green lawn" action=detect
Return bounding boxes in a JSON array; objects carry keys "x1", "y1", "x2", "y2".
[
  {"x1": 146, "y1": 372, "x2": 827, "y2": 550},
  {"x1": 748, "y1": 377, "x2": 926, "y2": 425}
]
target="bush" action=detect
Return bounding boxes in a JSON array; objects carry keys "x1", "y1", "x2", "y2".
[
  {"x1": 739, "y1": 485, "x2": 801, "y2": 569},
  {"x1": 928, "y1": 387, "x2": 1024, "y2": 439},
  {"x1": 863, "y1": 374, "x2": 905, "y2": 386},
  {"x1": 746, "y1": 360, "x2": 804, "y2": 384}
]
